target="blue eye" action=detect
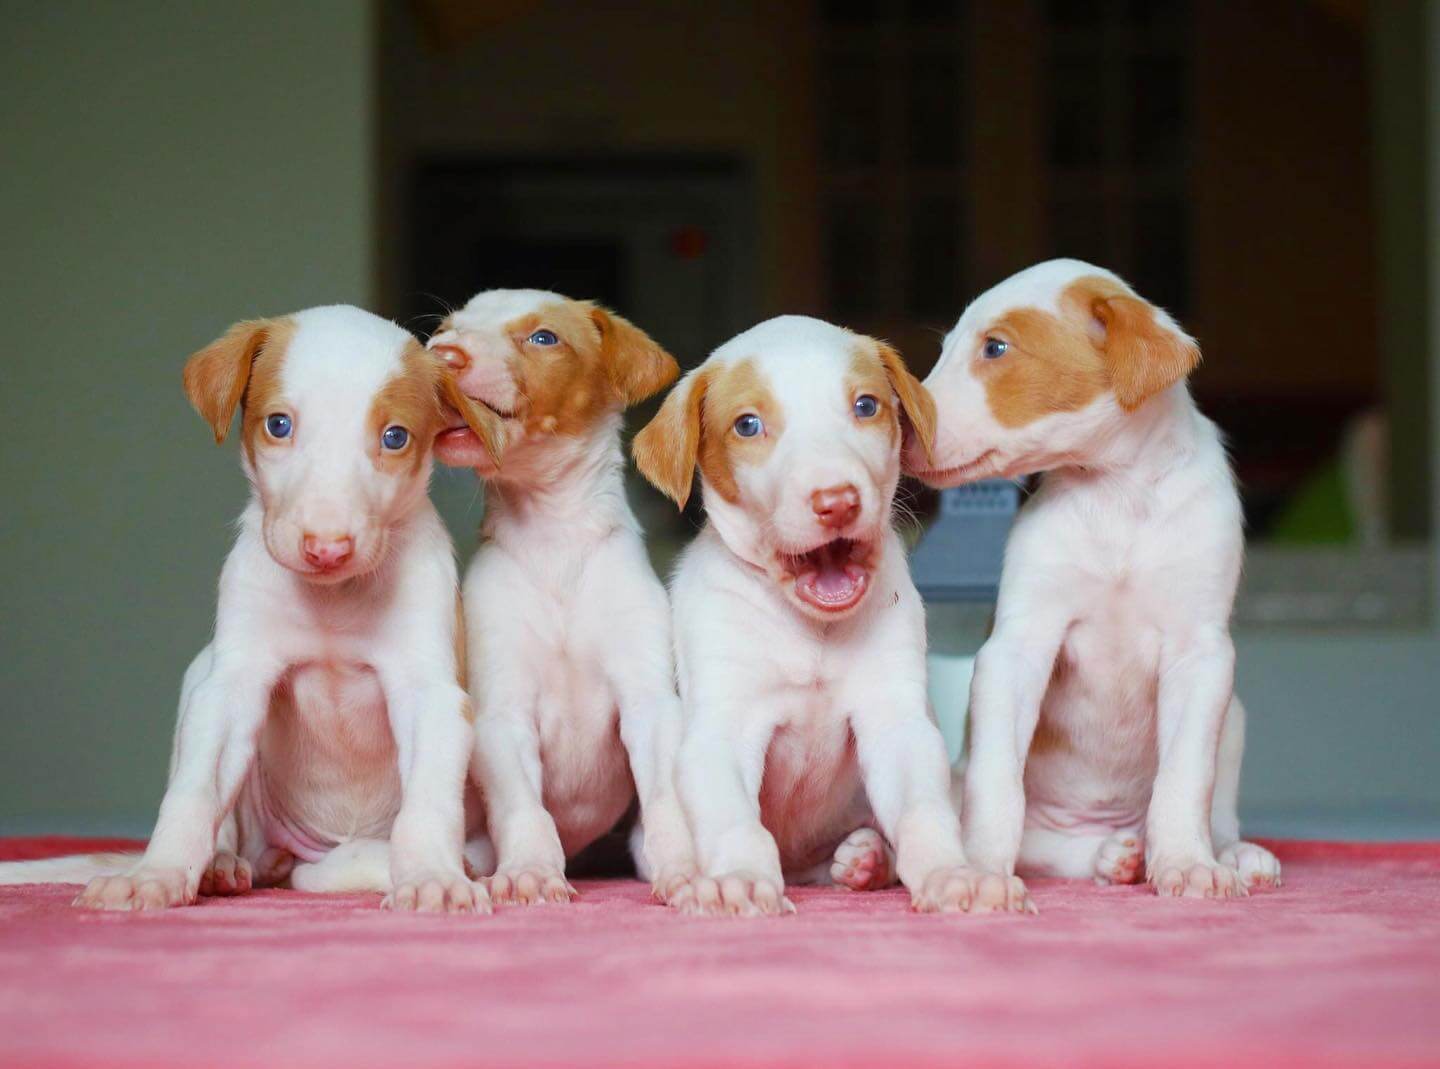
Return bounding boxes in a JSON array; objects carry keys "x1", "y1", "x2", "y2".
[
  {"x1": 528, "y1": 329, "x2": 558, "y2": 346},
  {"x1": 982, "y1": 337, "x2": 1009, "y2": 359},
  {"x1": 265, "y1": 414, "x2": 292, "y2": 439},
  {"x1": 734, "y1": 414, "x2": 763, "y2": 438},
  {"x1": 853, "y1": 395, "x2": 879, "y2": 418},
  {"x1": 381, "y1": 425, "x2": 410, "y2": 451}
]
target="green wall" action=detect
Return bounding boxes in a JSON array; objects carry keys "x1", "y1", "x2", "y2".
[{"x1": 0, "y1": 1, "x2": 375, "y2": 830}]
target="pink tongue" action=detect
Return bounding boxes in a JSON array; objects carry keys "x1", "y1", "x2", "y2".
[
  {"x1": 799, "y1": 542, "x2": 864, "y2": 604},
  {"x1": 812, "y1": 560, "x2": 858, "y2": 600}
]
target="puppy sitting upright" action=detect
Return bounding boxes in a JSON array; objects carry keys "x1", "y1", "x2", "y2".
[
  {"x1": 907, "y1": 259, "x2": 1282, "y2": 898},
  {"x1": 633, "y1": 316, "x2": 1030, "y2": 916},
  {"x1": 428, "y1": 290, "x2": 696, "y2": 905},
  {"x1": 0, "y1": 306, "x2": 502, "y2": 911}
]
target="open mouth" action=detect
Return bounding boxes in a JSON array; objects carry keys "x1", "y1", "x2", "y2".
[
  {"x1": 780, "y1": 537, "x2": 875, "y2": 613},
  {"x1": 437, "y1": 397, "x2": 514, "y2": 451}
]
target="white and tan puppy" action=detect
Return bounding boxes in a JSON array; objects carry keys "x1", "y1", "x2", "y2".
[
  {"x1": 906, "y1": 259, "x2": 1282, "y2": 899},
  {"x1": 0, "y1": 306, "x2": 502, "y2": 912},
  {"x1": 428, "y1": 290, "x2": 697, "y2": 906},
  {"x1": 633, "y1": 316, "x2": 1031, "y2": 916}
]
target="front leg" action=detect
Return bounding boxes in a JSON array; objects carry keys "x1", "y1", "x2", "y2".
[
  {"x1": 1146, "y1": 628, "x2": 1245, "y2": 898},
  {"x1": 677, "y1": 712, "x2": 790, "y2": 917},
  {"x1": 613, "y1": 665, "x2": 698, "y2": 906},
  {"x1": 852, "y1": 677, "x2": 1031, "y2": 915},
  {"x1": 379, "y1": 667, "x2": 489, "y2": 914},
  {"x1": 962, "y1": 617, "x2": 1066, "y2": 876},
  {"x1": 472, "y1": 708, "x2": 573, "y2": 906},
  {"x1": 76, "y1": 659, "x2": 277, "y2": 910}
]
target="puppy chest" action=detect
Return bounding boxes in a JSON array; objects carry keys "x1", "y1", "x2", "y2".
[
  {"x1": 259, "y1": 663, "x2": 402, "y2": 839},
  {"x1": 534, "y1": 659, "x2": 631, "y2": 826},
  {"x1": 757, "y1": 700, "x2": 861, "y2": 854}
]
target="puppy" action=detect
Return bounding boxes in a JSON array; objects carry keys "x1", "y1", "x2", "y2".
[
  {"x1": 906, "y1": 259, "x2": 1282, "y2": 898},
  {"x1": 427, "y1": 290, "x2": 697, "y2": 905},
  {"x1": 633, "y1": 316, "x2": 1031, "y2": 916},
  {"x1": 0, "y1": 306, "x2": 502, "y2": 912}
]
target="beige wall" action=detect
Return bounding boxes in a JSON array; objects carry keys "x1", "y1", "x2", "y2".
[{"x1": 0, "y1": 1, "x2": 375, "y2": 829}]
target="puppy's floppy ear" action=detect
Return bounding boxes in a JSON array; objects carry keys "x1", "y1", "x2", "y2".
[
  {"x1": 1089, "y1": 294, "x2": 1201, "y2": 411},
  {"x1": 632, "y1": 365, "x2": 710, "y2": 509},
  {"x1": 182, "y1": 319, "x2": 276, "y2": 443},
  {"x1": 590, "y1": 304, "x2": 681, "y2": 405},
  {"x1": 438, "y1": 371, "x2": 507, "y2": 468},
  {"x1": 876, "y1": 341, "x2": 938, "y2": 467}
]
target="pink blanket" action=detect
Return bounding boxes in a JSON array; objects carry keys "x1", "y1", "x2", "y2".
[{"x1": 2, "y1": 837, "x2": 1437, "y2": 1069}]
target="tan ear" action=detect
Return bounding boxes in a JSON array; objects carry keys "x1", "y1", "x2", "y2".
[
  {"x1": 182, "y1": 319, "x2": 275, "y2": 443},
  {"x1": 876, "y1": 342, "x2": 938, "y2": 467},
  {"x1": 590, "y1": 304, "x2": 681, "y2": 405},
  {"x1": 631, "y1": 366, "x2": 709, "y2": 509},
  {"x1": 438, "y1": 371, "x2": 507, "y2": 468},
  {"x1": 1091, "y1": 295, "x2": 1201, "y2": 411}
]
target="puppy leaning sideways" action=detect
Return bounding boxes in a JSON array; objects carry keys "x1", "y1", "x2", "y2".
[
  {"x1": 0, "y1": 306, "x2": 502, "y2": 912},
  {"x1": 427, "y1": 291, "x2": 697, "y2": 906},
  {"x1": 906, "y1": 259, "x2": 1282, "y2": 899},
  {"x1": 634, "y1": 316, "x2": 1032, "y2": 916}
]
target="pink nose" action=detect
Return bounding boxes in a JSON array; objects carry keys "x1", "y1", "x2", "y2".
[
  {"x1": 303, "y1": 534, "x2": 354, "y2": 570},
  {"x1": 431, "y1": 344, "x2": 470, "y2": 371},
  {"x1": 811, "y1": 484, "x2": 861, "y2": 528}
]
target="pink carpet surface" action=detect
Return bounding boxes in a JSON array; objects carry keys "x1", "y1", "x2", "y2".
[{"x1": 2, "y1": 838, "x2": 1438, "y2": 1069}]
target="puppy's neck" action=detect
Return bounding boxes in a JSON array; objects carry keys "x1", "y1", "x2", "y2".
[
  {"x1": 482, "y1": 413, "x2": 635, "y2": 545},
  {"x1": 1050, "y1": 384, "x2": 1203, "y2": 490}
]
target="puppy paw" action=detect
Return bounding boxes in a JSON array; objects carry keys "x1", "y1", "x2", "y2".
[
  {"x1": 255, "y1": 847, "x2": 296, "y2": 887},
  {"x1": 384, "y1": 871, "x2": 491, "y2": 914},
  {"x1": 1149, "y1": 857, "x2": 1246, "y2": 899},
  {"x1": 488, "y1": 866, "x2": 575, "y2": 906},
  {"x1": 912, "y1": 866, "x2": 1035, "y2": 915},
  {"x1": 198, "y1": 851, "x2": 253, "y2": 897},
  {"x1": 830, "y1": 827, "x2": 895, "y2": 891},
  {"x1": 684, "y1": 872, "x2": 794, "y2": 917},
  {"x1": 1217, "y1": 841, "x2": 1282, "y2": 890},
  {"x1": 651, "y1": 865, "x2": 699, "y2": 909},
  {"x1": 74, "y1": 867, "x2": 192, "y2": 911},
  {"x1": 1093, "y1": 833, "x2": 1145, "y2": 886}
]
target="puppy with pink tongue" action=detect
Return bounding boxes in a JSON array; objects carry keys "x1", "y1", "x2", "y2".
[{"x1": 633, "y1": 315, "x2": 1030, "y2": 916}]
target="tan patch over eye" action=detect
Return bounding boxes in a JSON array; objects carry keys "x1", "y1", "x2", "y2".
[
  {"x1": 237, "y1": 319, "x2": 299, "y2": 465},
  {"x1": 697, "y1": 357, "x2": 782, "y2": 505},
  {"x1": 632, "y1": 357, "x2": 783, "y2": 509},
  {"x1": 504, "y1": 303, "x2": 614, "y2": 437},
  {"x1": 976, "y1": 306, "x2": 1109, "y2": 428},
  {"x1": 846, "y1": 349, "x2": 898, "y2": 447},
  {"x1": 368, "y1": 342, "x2": 446, "y2": 474}
]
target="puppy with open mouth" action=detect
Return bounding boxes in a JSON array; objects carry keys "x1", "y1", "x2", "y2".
[
  {"x1": 428, "y1": 289, "x2": 698, "y2": 907},
  {"x1": 633, "y1": 315, "x2": 1032, "y2": 916}
]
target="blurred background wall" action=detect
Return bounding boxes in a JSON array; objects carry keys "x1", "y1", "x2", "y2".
[
  {"x1": 0, "y1": 0, "x2": 1436, "y2": 835},
  {"x1": 0, "y1": 0, "x2": 375, "y2": 830}
]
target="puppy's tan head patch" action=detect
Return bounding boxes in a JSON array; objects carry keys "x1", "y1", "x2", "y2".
[
  {"x1": 632, "y1": 357, "x2": 782, "y2": 509},
  {"x1": 502, "y1": 300, "x2": 679, "y2": 438},
  {"x1": 183, "y1": 317, "x2": 295, "y2": 444},
  {"x1": 976, "y1": 275, "x2": 1199, "y2": 426},
  {"x1": 1066, "y1": 277, "x2": 1201, "y2": 410},
  {"x1": 851, "y1": 342, "x2": 937, "y2": 466},
  {"x1": 367, "y1": 342, "x2": 450, "y2": 476}
]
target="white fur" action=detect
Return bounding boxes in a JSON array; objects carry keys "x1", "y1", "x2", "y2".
[
  {"x1": 658, "y1": 316, "x2": 1032, "y2": 916},
  {"x1": 432, "y1": 290, "x2": 695, "y2": 906},
  {"x1": 911, "y1": 260, "x2": 1282, "y2": 898},
  {"x1": 0, "y1": 307, "x2": 484, "y2": 913}
]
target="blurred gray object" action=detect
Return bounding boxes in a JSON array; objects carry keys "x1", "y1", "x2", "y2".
[{"x1": 912, "y1": 481, "x2": 1021, "y2": 601}]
